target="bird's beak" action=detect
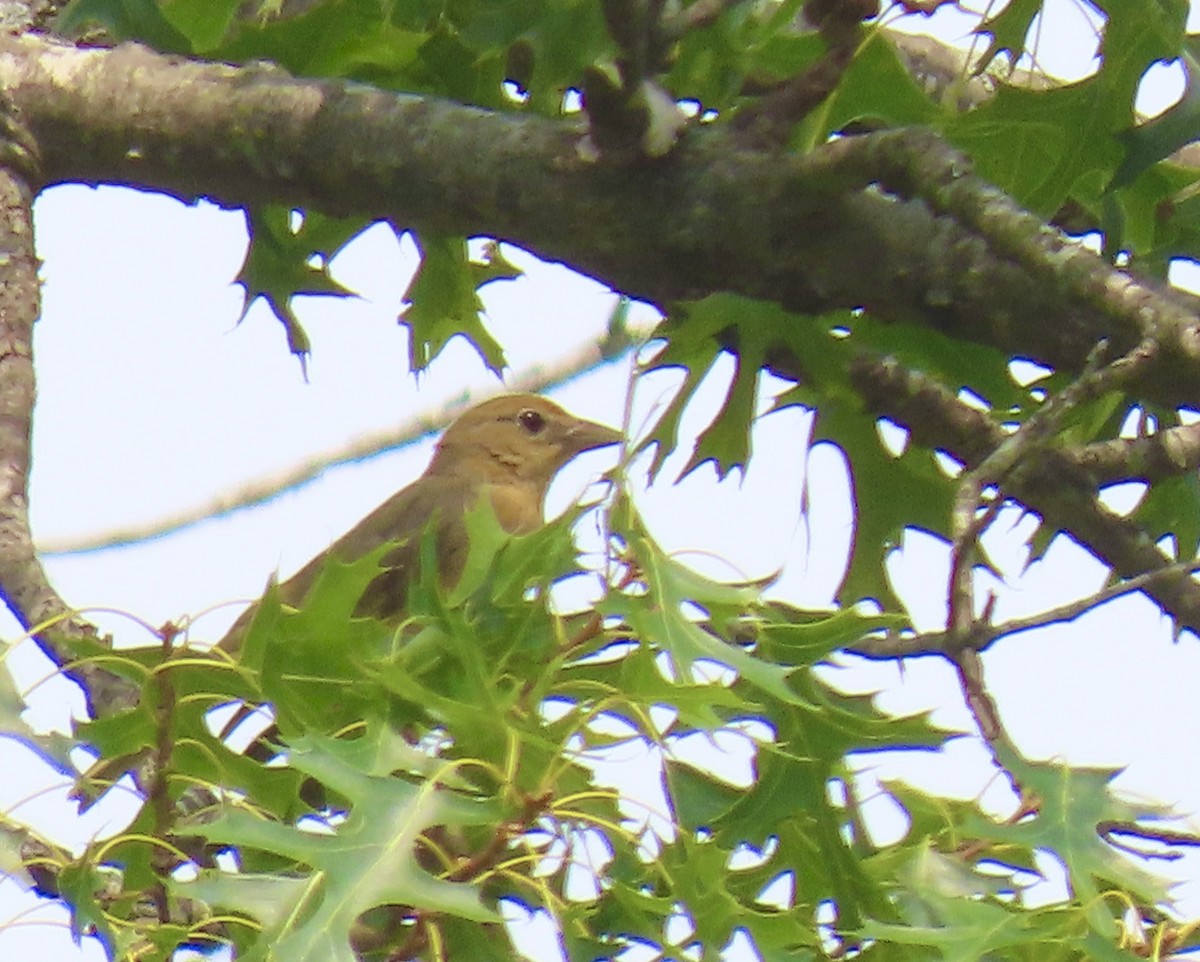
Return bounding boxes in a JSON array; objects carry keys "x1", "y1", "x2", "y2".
[{"x1": 565, "y1": 416, "x2": 623, "y2": 455}]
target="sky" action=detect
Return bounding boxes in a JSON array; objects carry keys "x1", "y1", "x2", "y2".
[{"x1": 2, "y1": 1, "x2": 1200, "y2": 959}]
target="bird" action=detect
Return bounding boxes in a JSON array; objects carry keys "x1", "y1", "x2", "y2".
[{"x1": 217, "y1": 393, "x2": 622, "y2": 652}]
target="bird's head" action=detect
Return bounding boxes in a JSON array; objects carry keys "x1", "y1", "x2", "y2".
[{"x1": 428, "y1": 394, "x2": 622, "y2": 488}]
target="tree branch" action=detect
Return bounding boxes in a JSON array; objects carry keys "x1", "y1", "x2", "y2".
[
  {"x1": 0, "y1": 35, "x2": 1197, "y2": 407},
  {"x1": 732, "y1": 0, "x2": 878, "y2": 149},
  {"x1": 1077, "y1": 421, "x2": 1200, "y2": 485},
  {"x1": 848, "y1": 354, "x2": 1200, "y2": 633},
  {"x1": 850, "y1": 557, "x2": 1200, "y2": 660},
  {"x1": 0, "y1": 89, "x2": 137, "y2": 714}
]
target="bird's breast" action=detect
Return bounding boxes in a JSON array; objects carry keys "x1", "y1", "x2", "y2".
[{"x1": 486, "y1": 481, "x2": 544, "y2": 534}]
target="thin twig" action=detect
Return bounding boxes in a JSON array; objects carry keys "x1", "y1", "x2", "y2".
[
  {"x1": 661, "y1": 0, "x2": 746, "y2": 39},
  {"x1": 980, "y1": 557, "x2": 1200, "y2": 643},
  {"x1": 851, "y1": 556, "x2": 1200, "y2": 660},
  {"x1": 941, "y1": 342, "x2": 1139, "y2": 747},
  {"x1": 41, "y1": 339, "x2": 631, "y2": 556},
  {"x1": 947, "y1": 494, "x2": 1003, "y2": 645},
  {"x1": 149, "y1": 621, "x2": 181, "y2": 923},
  {"x1": 731, "y1": 0, "x2": 878, "y2": 149},
  {"x1": 947, "y1": 337, "x2": 1159, "y2": 642},
  {"x1": 1076, "y1": 419, "x2": 1200, "y2": 485}
]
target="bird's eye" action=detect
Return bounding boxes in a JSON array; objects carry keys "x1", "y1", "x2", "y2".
[{"x1": 518, "y1": 409, "x2": 546, "y2": 434}]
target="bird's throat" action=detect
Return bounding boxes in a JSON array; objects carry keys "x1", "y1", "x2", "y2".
[{"x1": 485, "y1": 480, "x2": 545, "y2": 534}]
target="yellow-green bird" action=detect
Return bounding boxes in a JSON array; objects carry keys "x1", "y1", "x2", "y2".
[{"x1": 219, "y1": 393, "x2": 622, "y2": 651}]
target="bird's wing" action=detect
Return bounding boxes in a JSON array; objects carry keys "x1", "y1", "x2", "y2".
[
  {"x1": 279, "y1": 474, "x2": 479, "y2": 620},
  {"x1": 218, "y1": 475, "x2": 480, "y2": 652}
]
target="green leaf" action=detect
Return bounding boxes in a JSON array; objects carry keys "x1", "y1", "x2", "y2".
[
  {"x1": 811, "y1": 30, "x2": 941, "y2": 138},
  {"x1": 666, "y1": 0, "x2": 816, "y2": 113},
  {"x1": 952, "y1": 0, "x2": 1187, "y2": 216},
  {"x1": 400, "y1": 234, "x2": 513, "y2": 373},
  {"x1": 658, "y1": 643, "x2": 948, "y2": 933},
  {"x1": 1103, "y1": 162, "x2": 1197, "y2": 263},
  {"x1": 161, "y1": 0, "x2": 240, "y2": 51},
  {"x1": 443, "y1": 482, "x2": 567, "y2": 609},
  {"x1": 56, "y1": 0, "x2": 193, "y2": 52},
  {"x1": 981, "y1": 746, "x2": 1172, "y2": 922},
  {"x1": 559, "y1": 641, "x2": 745, "y2": 731},
  {"x1": 0, "y1": 649, "x2": 76, "y2": 770},
  {"x1": 606, "y1": 499, "x2": 799, "y2": 705},
  {"x1": 48, "y1": 626, "x2": 316, "y2": 819},
  {"x1": 825, "y1": 408, "x2": 949, "y2": 608},
  {"x1": 58, "y1": 858, "x2": 118, "y2": 955},
  {"x1": 1112, "y1": 46, "x2": 1200, "y2": 190},
  {"x1": 481, "y1": 1, "x2": 612, "y2": 115},
  {"x1": 879, "y1": 781, "x2": 1036, "y2": 874},
  {"x1": 667, "y1": 757, "x2": 750, "y2": 831},
  {"x1": 582, "y1": 848, "x2": 677, "y2": 955},
  {"x1": 756, "y1": 603, "x2": 908, "y2": 664},
  {"x1": 856, "y1": 747, "x2": 1178, "y2": 959},
  {"x1": 0, "y1": 822, "x2": 35, "y2": 889},
  {"x1": 974, "y1": 0, "x2": 1044, "y2": 71},
  {"x1": 662, "y1": 833, "x2": 777, "y2": 949},
  {"x1": 863, "y1": 887, "x2": 1091, "y2": 962},
  {"x1": 175, "y1": 732, "x2": 498, "y2": 962},
  {"x1": 947, "y1": 82, "x2": 1123, "y2": 216},
  {"x1": 211, "y1": 0, "x2": 428, "y2": 88},
  {"x1": 643, "y1": 293, "x2": 1032, "y2": 607},
  {"x1": 236, "y1": 207, "x2": 364, "y2": 367},
  {"x1": 247, "y1": 548, "x2": 397, "y2": 738},
  {"x1": 639, "y1": 296, "x2": 781, "y2": 481},
  {"x1": 180, "y1": 872, "x2": 314, "y2": 933},
  {"x1": 75, "y1": 702, "x2": 155, "y2": 760},
  {"x1": 1134, "y1": 471, "x2": 1200, "y2": 560}
]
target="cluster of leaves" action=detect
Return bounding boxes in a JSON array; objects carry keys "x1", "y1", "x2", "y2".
[
  {"x1": 637, "y1": 291, "x2": 1167, "y2": 610},
  {"x1": 14, "y1": 0, "x2": 1200, "y2": 960},
  {"x1": 14, "y1": 492, "x2": 1179, "y2": 962},
  {"x1": 59, "y1": 0, "x2": 629, "y2": 370}
]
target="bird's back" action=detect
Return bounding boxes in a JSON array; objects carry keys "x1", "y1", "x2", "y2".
[{"x1": 219, "y1": 473, "x2": 482, "y2": 651}]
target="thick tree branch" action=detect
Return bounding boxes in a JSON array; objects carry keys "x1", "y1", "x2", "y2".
[
  {"x1": 848, "y1": 354, "x2": 1200, "y2": 632},
  {"x1": 0, "y1": 35, "x2": 1197, "y2": 407},
  {"x1": 0, "y1": 165, "x2": 59, "y2": 629},
  {"x1": 0, "y1": 92, "x2": 137, "y2": 714}
]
